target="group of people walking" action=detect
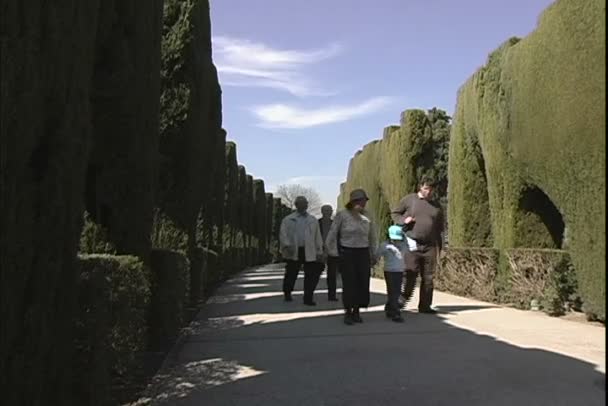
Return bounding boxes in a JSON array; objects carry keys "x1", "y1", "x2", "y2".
[{"x1": 279, "y1": 176, "x2": 444, "y2": 325}]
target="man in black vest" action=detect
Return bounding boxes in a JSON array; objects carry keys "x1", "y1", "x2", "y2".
[
  {"x1": 319, "y1": 204, "x2": 339, "y2": 301},
  {"x1": 391, "y1": 176, "x2": 444, "y2": 313}
]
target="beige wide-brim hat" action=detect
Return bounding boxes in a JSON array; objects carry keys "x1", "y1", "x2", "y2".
[{"x1": 349, "y1": 188, "x2": 369, "y2": 203}]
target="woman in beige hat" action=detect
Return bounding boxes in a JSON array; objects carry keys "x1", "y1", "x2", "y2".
[{"x1": 325, "y1": 189, "x2": 378, "y2": 325}]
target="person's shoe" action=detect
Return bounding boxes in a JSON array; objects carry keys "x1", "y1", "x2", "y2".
[
  {"x1": 398, "y1": 296, "x2": 407, "y2": 309},
  {"x1": 419, "y1": 307, "x2": 438, "y2": 314},
  {"x1": 303, "y1": 300, "x2": 317, "y2": 306},
  {"x1": 284, "y1": 293, "x2": 293, "y2": 302},
  {"x1": 391, "y1": 315, "x2": 405, "y2": 323},
  {"x1": 352, "y1": 309, "x2": 363, "y2": 323},
  {"x1": 344, "y1": 312, "x2": 355, "y2": 325}
]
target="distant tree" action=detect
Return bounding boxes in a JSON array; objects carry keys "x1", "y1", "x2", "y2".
[{"x1": 275, "y1": 184, "x2": 322, "y2": 216}]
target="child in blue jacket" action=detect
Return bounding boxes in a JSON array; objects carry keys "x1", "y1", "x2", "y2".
[{"x1": 377, "y1": 225, "x2": 407, "y2": 322}]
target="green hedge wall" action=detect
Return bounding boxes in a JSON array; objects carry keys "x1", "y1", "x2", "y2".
[
  {"x1": 1, "y1": 0, "x2": 302, "y2": 403},
  {"x1": 224, "y1": 142, "x2": 239, "y2": 249},
  {"x1": 148, "y1": 249, "x2": 190, "y2": 351},
  {"x1": 85, "y1": 0, "x2": 163, "y2": 259},
  {"x1": 434, "y1": 247, "x2": 582, "y2": 317},
  {"x1": 158, "y1": 0, "x2": 222, "y2": 241},
  {"x1": 75, "y1": 255, "x2": 151, "y2": 406},
  {"x1": 253, "y1": 179, "x2": 267, "y2": 264},
  {"x1": 0, "y1": 3, "x2": 98, "y2": 403},
  {"x1": 265, "y1": 193, "x2": 275, "y2": 262},
  {"x1": 447, "y1": 0, "x2": 605, "y2": 320},
  {"x1": 339, "y1": 109, "x2": 450, "y2": 242}
]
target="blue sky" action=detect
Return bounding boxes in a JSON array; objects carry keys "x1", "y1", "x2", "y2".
[{"x1": 210, "y1": 0, "x2": 555, "y2": 206}]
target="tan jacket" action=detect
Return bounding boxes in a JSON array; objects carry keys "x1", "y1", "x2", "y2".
[{"x1": 279, "y1": 212, "x2": 323, "y2": 262}]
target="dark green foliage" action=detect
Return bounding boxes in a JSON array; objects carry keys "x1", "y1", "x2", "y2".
[
  {"x1": 148, "y1": 249, "x2": 190, "y2": 350},
  {"x1": 75, "y1": 255, "x2": 151, "y2": 405},
  {"x1": 340, "y1": 109, "x2": 451, "y2": 242},
  {"x1": 151, "y1": 208, "x2": 188, "y2": 252},
  {"x1": 80, "y1": 212, "x2": 117, "y2": 254},
  {"x1": 265, "y1": 193, "x2": 275, "y2": 262},
  {"x1": 210, "y1": 129, "x2": 227, "y2": 249},
  {"x1": 158, "y1": 0, "x2": 222, "y2": 239},
  {"x1": 202, "y1": 248, "x2": 221, "y2": 295},
  {"x1": 237, "y1": 165, "x2": 248, "y2": 249},
  {"x1": 85, "y1": 0, "x2": 163, "y2": 259},
  {"x1": 224, "y1": 142, "x2": 239, "y2": 247},
  {"x1": 253, "y1": 179, "x2": 267, "y2": 264},
  {"x1": 448, "y1": 0, "x2": 605, "y2": 320},
  {"x1": 188, "y1": 247, "x2": 205, "y2": 306},
  {"x1": 271, "y1": 198, "x2": 284, "y2": 261},
  {"x1": 0, "y1": 2, "x2": 99, "y2": 403},
  {"x1": 1, "y1": 1, "x2": 309, "y2": 403},
  {"x1": 447, "y1": 86, "x2": 493, "y2": 247}
]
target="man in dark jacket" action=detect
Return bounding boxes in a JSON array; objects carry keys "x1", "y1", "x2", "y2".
[
  {"x1": 319, "y1": 204, "x2": 339, "y2": 301},
  {"x1": 391, "y1": 176, "x2": 444, "y2": 313}
]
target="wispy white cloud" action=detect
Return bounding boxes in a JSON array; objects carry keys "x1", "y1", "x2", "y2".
[
  {"x1": 213, "y1": 36, "x2": 341, "y2": 97},
  {"x1": 250, "y1": 97, "x2": 394, "y2": 129}
]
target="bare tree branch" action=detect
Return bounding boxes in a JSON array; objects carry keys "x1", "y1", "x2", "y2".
[{"x1": 275, "y1": 184, "x2": 322, "y2": 216}]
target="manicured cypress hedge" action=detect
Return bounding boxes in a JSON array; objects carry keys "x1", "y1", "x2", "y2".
[
  {"x1": 339, "y1": 109, "x2": 450, "y2": 242},
  {"x1": 1, "y1": 3, "x2": 98, "y2": 403},
  {"x1": 148, "y1": 249, "x2": 190, "y2": 351},
  {"x1": 265, "y1": 193, "x2": 275, "y2": 262},
  {"x1": 85, "y1": 0, "x2": 163, "y2": 259},
  {"x1": 75, "y1": 255, "x2": 151, "y2": 405},
  {"x1": 253, "y1": 179, "x2": 267, "y2": 264},
  {"x1": 448, "y1": 0, "x2": 605, "y2": 320}
]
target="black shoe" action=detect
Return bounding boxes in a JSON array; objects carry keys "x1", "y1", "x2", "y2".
[
  {"x1": 352, "y1": 310, "x2": 363, "y2": 323},
  {"x1": 419, "y1": 308, "x2": 438, "y2": 314},
  {"x1": 284, "y1": 293, "x2": 293, "y2": 302},
  {"x1": 392, "y1": 315, "x2": 405, "y2": 323},
  {"x1": 344, "y1": 313, "x2": 355, "y2": 325},
  {"x1": 303, "y1": 300, "x2": 317, "y2": 306}
]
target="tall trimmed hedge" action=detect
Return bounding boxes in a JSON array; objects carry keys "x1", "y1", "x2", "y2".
[
  {"x1": 1, "y1": 3, "x2": 99, "y2": 403},
  {"x1": 0, "y1": 1, "x2": 306, "y2": 403},
  {"x1": 224, "y1": 142, "x2": 239, "y2": 247},
  {"x1": 339, "y1": 109, "x2": 450, "y2": 241},
  {"x1": 148, "y1": 249, "x2": 190, "y2": 351},
  {"x1": 448, "y1": 0, "x2": 605, "y2": 319},
  {"x1": 265, "y1": 193, "x2": 275, "y2": 261},
  {"x1": 85, "y1": 0, "x2": 163, "y2": 259},
  {"x1": 158, "y1": 0, "x2": 222, "y2": 244},
  {"x1": 75, "y1": 255, "x2": 150, "y2": 405},
  {"x1": 253, "y1": 179, "x2": 267, "y2": 264}
]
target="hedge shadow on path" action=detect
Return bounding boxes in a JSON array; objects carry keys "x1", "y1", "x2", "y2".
[{"x1": 131, "y1": 266, "x2": 605, "y2": 406}]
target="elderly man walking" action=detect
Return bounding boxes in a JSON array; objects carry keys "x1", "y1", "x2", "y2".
[{"x1": 280, "y1": 196, "x2": 324, "y2": 305}]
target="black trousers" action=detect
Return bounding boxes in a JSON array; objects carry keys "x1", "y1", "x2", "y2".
[
  {"x1": 325, "y1": 256, "x2": 339, "y2": 299},
  {"x1": 384, "y1": 271, "x2": 403, "y2": 316},
  {"x1": 283, "y1": 248, "x2": 322, "y2": 302},
  {"x1": 402, "y1": 246, "x2": 438, "y2": 310},
  {"x1": 339, "y1": 247, "x2": 371, "y2": 309}
]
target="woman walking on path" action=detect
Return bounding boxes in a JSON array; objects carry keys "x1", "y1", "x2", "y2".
[{"x1": 326, "y1": 189, "x2": 378, "y2": 325}]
